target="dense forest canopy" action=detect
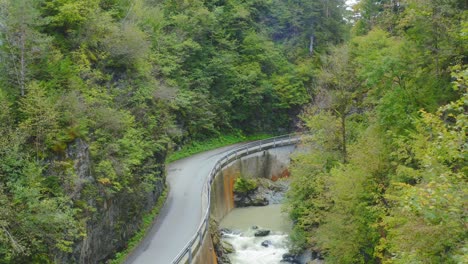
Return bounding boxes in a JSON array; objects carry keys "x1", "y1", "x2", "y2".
[
  {"x1": 0, "y1": 0, "x2": 346, "y2": 262},
  {"x1": 0, "y1": 0, "x2": 466, "y2": 263},
  {"x1": 287, "y1": 0, "x2": 467, "y2": 263}
]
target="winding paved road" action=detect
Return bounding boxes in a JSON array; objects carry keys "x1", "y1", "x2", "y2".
[{"x1": 125, "y1": 143, "x2": 245, "y2": 264}]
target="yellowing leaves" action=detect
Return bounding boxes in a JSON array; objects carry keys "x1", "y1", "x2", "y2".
[{"x1": 97, "y1": 178, "x2": 111, "y2": 185}]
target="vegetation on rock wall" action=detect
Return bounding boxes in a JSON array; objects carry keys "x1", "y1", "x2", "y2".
[
  {"x1": 0, "y1": 0, "x2": 346, "y2": 262},
  {"x1": 234, "y1": 177, "x2": 258, "y2": 195}
]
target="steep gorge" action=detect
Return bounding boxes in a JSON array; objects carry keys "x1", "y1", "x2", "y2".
[{"x1": 0, "y1": 0, "x2": 347, "y2": 262}]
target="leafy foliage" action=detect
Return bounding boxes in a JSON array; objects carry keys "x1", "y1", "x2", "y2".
[
  {"x1": 0, "y1": 0, "x2": 347, "y2": 261},
  {"x1": 384, "y1": 78, "x2": 467, "y2": 263},
  {"x1": 167, "y1": 133, "x2": 272, "y2": 163},
  {"x1": 287, "y1": 1, "x2": 467, "y2": 263},
  {"x1": 234, "y1": 177, "x2": 258, "y2": 195}
]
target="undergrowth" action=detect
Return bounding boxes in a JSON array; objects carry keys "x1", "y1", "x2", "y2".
[{"x1": 166, "y1": 133, "x2": 273, "y2": 163}]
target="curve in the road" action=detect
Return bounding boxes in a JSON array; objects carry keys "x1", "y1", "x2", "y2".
[
  {"x1": 125, "y1": 143, "x2": 246, "y2": 264},
  {"x1": 126, "y1": 136, "x2": 299, "y2": 264}
]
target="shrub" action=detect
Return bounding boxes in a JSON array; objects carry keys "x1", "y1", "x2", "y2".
[{"x1": 234, "y1": 177, "x2": 257, "y2": 195}]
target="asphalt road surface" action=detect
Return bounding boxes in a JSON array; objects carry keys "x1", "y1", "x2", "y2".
[{"x1": 125, "y1": 143, "x2": 245, "y2": 264}]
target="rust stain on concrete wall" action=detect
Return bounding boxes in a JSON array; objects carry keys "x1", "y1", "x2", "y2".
[
  {"x1": 194, "y1": 233, "x2": 218, "y2": 264},
  {"x1": 221, "y1": 166, "x2": 239, "y2": 215}
]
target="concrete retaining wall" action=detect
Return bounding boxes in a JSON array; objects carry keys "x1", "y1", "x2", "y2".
[
  {"x1": 194, "y1": 145, "x2": 296, "y2": 264},
  {"x1": 210, "y1": 145, "x2": 295, "y2": 222}
]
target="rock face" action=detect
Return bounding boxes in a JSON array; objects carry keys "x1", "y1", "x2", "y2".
[
  {"x1": 234, "y1": 192, "x2": 269, "y2": 207},
  {"x1": 256, "y1": 178, "x2": 289, "y2": 204},
  {"x1": 54, "y1": 139, "x2": 166, "y2": 263},
  {"x1": 210, "y1": 219, "x2": 232, "y2": 264},
  {"x1": 234, "y1": 178, "x2": 289, "y2": 207}
]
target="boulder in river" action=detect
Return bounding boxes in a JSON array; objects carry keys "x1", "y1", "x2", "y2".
[
  {"x1": 220, "y1": 228, "x2": 232, "y2": 234},
  {"x1": 254, "y1": 229, "x2": 270, "y2": 237},
  {"x1": 234, "y1": 193, "x2": 269, "y2": 207},
  {"x1": 251, "y1": 196, "x2": 269, "y2": 206},
  {"x1": 220, "y1": 255, "x2": 232, "y2": 264},
  {"x1": 261, "y1": 240, "x2": 272, "y2": 247},
  {"x1": 222, "y1": 241, "x2": 235, "y2": 254},
  {"x1": 281, "y1": 253, "x2": 301, "y2": 263}
]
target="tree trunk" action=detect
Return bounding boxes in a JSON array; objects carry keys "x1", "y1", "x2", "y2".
[
  {"x1": 341, "y1": 114, "x2": 347, "y2": 163},
  {"x1": 20, "y1": 28, "x2": 26, "y2": 96},
  {"x1": 309, "y1": 35, "x2": 314, "y2": 55}
]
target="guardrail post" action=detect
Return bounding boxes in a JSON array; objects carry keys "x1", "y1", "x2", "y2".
[{"x1": 188, "y1": 247, "x2": 192, "y2": 263}]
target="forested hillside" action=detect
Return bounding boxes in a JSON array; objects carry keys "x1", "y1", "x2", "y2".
[
  {"x1": 1, "y1": 0, "x2": 465, "y2": 263},
  {"x1": 287, "y1": 0, "x2": 467, "y2": 263},
  {"x1": 0, "y1": 0, "x2": 346, "y2": 263}
]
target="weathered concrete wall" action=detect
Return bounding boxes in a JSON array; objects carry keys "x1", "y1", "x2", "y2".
[
  {"x1": 210, "y1": 145, "x2": 295, "y2": 223},
  {"x1": 195, "y1": 144, "x2": 297, "y2": 264},
  {"x1": 194, "y1": 232, "x2": 218, "y2": 264}
]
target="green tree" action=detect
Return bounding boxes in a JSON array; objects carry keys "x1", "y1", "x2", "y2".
[
  {"x1": 315, "y1": 126, "x2": 389, "y2": 263},
  {"x1": 19, "y1": 82, "x2": 59, "y2": 158},
  {"x1": 399, "y1": 0, "x2": 466, "y2": 77},
  {"x1": 42, "y1": 0, "x2": 100, "y2": 34},
  {"x1": 0, "y1": 162, "x2": 82, "y2": 263},
  {"x1": 384, "y1": 72, "x2": 467, "y2": 263},
  {"x1": 0, "y1": 0, "x2": 51, "y2": 96},
  {"x1": 315, "y1": 44, "x2": 360, "y2": 161},
  {"x1": 286, "y1": 109, "x2": 343, "y2": 252}
]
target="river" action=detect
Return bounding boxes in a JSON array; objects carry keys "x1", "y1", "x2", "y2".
[{"x1": 219, "y1": 204, "x2": 292, "y2": 264}]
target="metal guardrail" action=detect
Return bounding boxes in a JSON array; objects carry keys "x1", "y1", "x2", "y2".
[{"x1": 171, "y1": 134, "x2": 301, "y2": 264}]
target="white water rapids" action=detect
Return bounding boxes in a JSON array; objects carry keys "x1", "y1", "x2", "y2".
[
  {"x1": 220, "y1": 204, "x2": 292, "y2": 264},
  {"x1": 222, "y1": 230, "x2": 289, "y2": 264}
]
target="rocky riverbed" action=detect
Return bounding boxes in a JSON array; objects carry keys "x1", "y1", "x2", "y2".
[
  {"x1": 220, "y1": 227, "x2": 290, "y2": 264},
  {"x1": 212, "y1": 177, "x2": 323, "y2": 264},
  {"x1": 233, "y1": 178, "x2": 290, "y2": 207}
]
